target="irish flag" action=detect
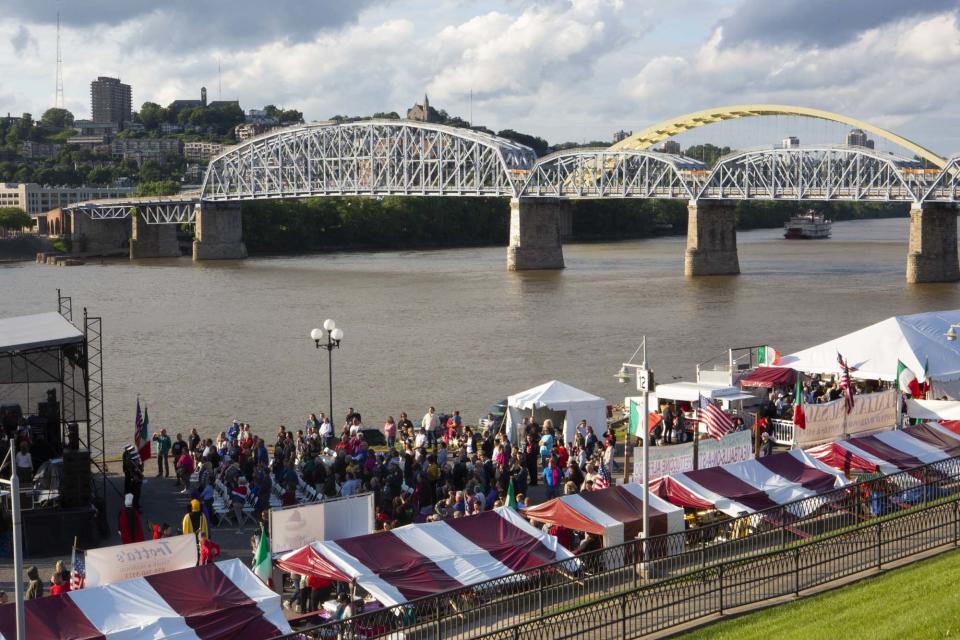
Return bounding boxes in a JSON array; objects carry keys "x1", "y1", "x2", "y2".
[
  {"x1": 897, "y1": 361, "x2": 924, "y2": 397},
  {"x1": 792, "y1": 375, "x2": 805, "y2": 429},
  {"x1": 758, "y1": 346, "x2": 781, "y2": 366},
  {"x1": 253, "y1": 526, "x2": 272, "y2": 585}
]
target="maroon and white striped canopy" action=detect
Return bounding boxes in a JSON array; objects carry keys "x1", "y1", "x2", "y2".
[{"x1": 808, "y1": 423, "x2": 960, "y2": 475}]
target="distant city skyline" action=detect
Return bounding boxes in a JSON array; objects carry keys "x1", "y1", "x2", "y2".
[{"x1": 2, "y1": 1, "x2": 959, "y2": 154}]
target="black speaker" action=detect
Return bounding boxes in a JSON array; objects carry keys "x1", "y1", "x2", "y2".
[{"x1": 61, "y1": 450, "x2": 92, "y2": 508}]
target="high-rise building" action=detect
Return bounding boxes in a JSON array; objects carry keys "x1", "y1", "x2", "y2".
[
  {"x1": 90, "y1": 77, "x2": 132, "y2": 126},
  {"x1": 613, "y1": 130, "x2": 633, "y2": 143},
  {"x1": 782, "y1": 136, "x2": 800, "y2": 149},
  {"x1": 846, "y1": 128, "x2": 874, "y2": 149}
]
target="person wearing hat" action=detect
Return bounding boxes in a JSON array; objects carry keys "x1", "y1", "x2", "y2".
[
  {"x1": 760, "y1": 431, "x2": 773, "y2": 457},
  {"x1": 182, "y1": 499, "x2": 209, "y2": 540},
  {"x1": 25, "y1": 566, "x2": 42, "y2": 600},
  {"x1": 118, "y1": 492, "x2": 145, "y2": 544}
]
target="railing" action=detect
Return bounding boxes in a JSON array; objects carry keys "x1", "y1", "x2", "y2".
[
  {"x1": 272, "y1": 453, "x2": 960, "y2": 639},
  {"x1": 769, "y1": 418, "x2": 796, "y2": 445}
]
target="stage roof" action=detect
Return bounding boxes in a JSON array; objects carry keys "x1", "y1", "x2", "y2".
[{"x1": 0, "y1": 312, "x2": 83, "y2": 353}]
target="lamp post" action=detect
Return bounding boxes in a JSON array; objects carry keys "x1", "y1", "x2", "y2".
[
  {"x1": 617, "y1": 337, "x2": 652, "y2": 563},
  {"x1": 310, "y1": 319, "x2": 344, "y2": 425}
]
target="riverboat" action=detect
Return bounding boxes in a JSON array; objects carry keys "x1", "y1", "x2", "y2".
[{"x1": 784, "y1": 211, "x2": 831, "y2": 239}]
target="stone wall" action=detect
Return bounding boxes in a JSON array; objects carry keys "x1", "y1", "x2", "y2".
[
  {"x1": 71, "y1": 211, "x2": 130, "y2": 256},
  {"x1": 906, "y1": 202, "x2": 959, "y2": 283},
  {"x1": 129, "y1": 214, "x2": 181, "y2": 259},
  {"x1": 506, "y1": 197, "x2": 565, "y2": 270},
  {"x1": 684, "y1": 200, "x2": 740, "y2": 276},
  {"x1": 193, "y1": 202, "x2": 248, "y2": 260}
]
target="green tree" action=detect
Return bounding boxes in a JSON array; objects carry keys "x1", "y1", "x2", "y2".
[
  {"x1": 137, "y1": 102, "x2": 168, "y2": 130},
  {"x1": 0, "y1": 207, "x2": 32, "y2": 234},
  {"x1": 39, "y1": 108, "x2": 75, "y2": 129},
  {"x1": 133, "y1": 180, "x2": 180, "y2": 196}
]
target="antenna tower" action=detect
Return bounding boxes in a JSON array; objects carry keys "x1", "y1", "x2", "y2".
[{"x1": 55, "y1": 12, "x2": 65, "y2": 108}]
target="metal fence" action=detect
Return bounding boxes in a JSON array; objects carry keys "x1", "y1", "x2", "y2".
[{"x1": 273, "y1": 453, "x2": 960, "y2": 639}]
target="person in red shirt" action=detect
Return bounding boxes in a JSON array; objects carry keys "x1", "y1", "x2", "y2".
[
  {"x1": 307, "y1": 574, "x2": 335, "y2": 612},
  {"x1": 198, "y1": 531, "x2": 220, "y2": 565},
  {"x1": 118, "y1": 493, "x2": 145, "y2": 544},
  {"x1": 49, "y1": 570, "x2": 70, "y2": 596},
  {"x1": 556, "y1": 442, "x2": 569, "y2": 470}
]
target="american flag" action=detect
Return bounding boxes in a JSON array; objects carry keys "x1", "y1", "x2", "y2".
[
  {"x1": 837, "y1": 353, "x2": 855, "y2": 413},
  {"x1": 698, "y1": 394, "x2": 735, "y2": 441},
  {"x1": 70, "y1": 547, "x2": 85, "y2": 590},
  {"x1": 594, "y1": 463, "x2": 610, "y2": 490}
]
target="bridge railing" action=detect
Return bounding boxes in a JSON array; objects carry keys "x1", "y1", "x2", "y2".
[{"x1": 273, "y1": 451, "x2": 960, "y2": 639}]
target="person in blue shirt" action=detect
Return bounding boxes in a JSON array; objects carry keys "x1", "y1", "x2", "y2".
[{"x1": 543, "y1": 458, "x2": 560, "y2": 499}]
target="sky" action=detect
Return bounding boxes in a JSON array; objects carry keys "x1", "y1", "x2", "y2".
[{"x1": 2, "y1": 0, "x2": 960, "y2": 155}]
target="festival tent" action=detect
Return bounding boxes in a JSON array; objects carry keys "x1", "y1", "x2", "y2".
[
  {"x1": 0, "y1": 558, "x2": 291, "y2": 640},
  {"x1": 774, "y1": 310, "x2": 960, "y2": 395},
  {"x1": 504, "y1": 380, "x2": 607, "y2": 445},
  {"x1": 651, "y1": 449, "x2": 848, "y2": 517},
  {"x1": 275, "y1": 507, "x2": 574, "y2": 608},
  {"x1": 738, "y1": 366, "x2": 797, "y2": 389},
  {"x1": 905, "y1": 399, "x2": 960, "y2": 421},
  {"x1": 522, "y1": 482, "x2": 685, "y2": 547},
  {"x1": 807, "y1": 423, "x2": 960, "y2": 475}
]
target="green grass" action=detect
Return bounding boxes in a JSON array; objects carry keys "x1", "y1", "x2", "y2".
[{"x1": 677, "y1": 548, "x2": 960, "y2": 640}]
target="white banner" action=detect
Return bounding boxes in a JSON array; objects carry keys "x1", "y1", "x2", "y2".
[
  {"x1": 84, "y1": 534, "x2": 198, "y2": 587},
  {"x1": 906, "y1": 398, "x2": 960, "y2": 421},
  {"x1": 269, "y1": 492, "x2": 374, "y2": 553},
  {"x1": 632, "y1": 430, "x2": 753, "y2": 482},
  {"x1": 795, "y1": 390, "x2": 898, "y2": 446}
]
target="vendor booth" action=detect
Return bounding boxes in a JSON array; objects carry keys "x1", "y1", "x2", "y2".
[
  {"x1": 275, "y1": 508, "x2": 573, "y2": 608},
  {"x1": 0, "y1": 559, "x2": 291, "y2": 640},
  {"x1": 504, "y1": 380, "x2": 607, "y2": 446},
  {"x1": 651, "y1": 449, "x2": 848, "y2": 517},
  {"x1": 775, "y1": 309, "x2": 960, "y2": 398},
  {"x1": 523, "y1": 482, "x2": 684, "y2": 547},
  {"x1": 807, "y1": 423, "x2": 960, "y2": 475},
  {"x1": 738, "y1": 366, "x2": 797, "y2": 389}
]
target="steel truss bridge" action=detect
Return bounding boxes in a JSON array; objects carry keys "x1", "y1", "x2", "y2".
[{"x1": 64, "y1": 109, "x2": 960, "y2": 224}]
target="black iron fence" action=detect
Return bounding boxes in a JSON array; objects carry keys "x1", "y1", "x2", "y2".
[{"x1": 273, "y1": 453, "x2": 960, "y2": 639}]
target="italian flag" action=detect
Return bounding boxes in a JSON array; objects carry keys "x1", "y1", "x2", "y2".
[
  {"x1": 758, "y1": 346, "x2": 782, "y2": 366},
  {"x1": 897, "y1": 360, "x2": 924, "y2": 397},
  {"x1": 506, "y1": 478, "x2": 518, "y2": 510},
  {"x1": 629, "y1": 399, "x2": 662, "y2": 437},
  {"x1": 253, "y1": 526, "x2": 272, "y2": 586},
  {"x1": 792, "y1": 375, "x2": 805, "y2": 429}
]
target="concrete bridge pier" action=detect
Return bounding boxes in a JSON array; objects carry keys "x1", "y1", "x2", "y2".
[
  {"x1": 193, "y1": 202, "x2": 248, "y2": 261},
  {"x1": 129, "y1": 213, "x2": 180, "y2": 259},
  {"x1": 70, "y1": 211, "x2": 130, "y2": 256},
  {"x1": 684, "y1": 199, "x2": 740, "y2": 277},
  {"x1": 906, "y1": 202, "x2": 959, "y2": 284},
  {"x1": 506, "y1": 197, "x2": 565, "y2": 271}
]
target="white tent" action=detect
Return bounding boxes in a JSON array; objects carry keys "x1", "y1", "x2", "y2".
[
  {"x1": 776, "y1": 310, "x2": 960, "y2": 396},
  {"x1": 505, "y1": 380, "x2": 607, "y2": 445}
]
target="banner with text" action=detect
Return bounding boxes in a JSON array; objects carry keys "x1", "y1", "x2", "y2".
[
  {"x1": 269, "y1": 492, "x2": 374, "y2": 553},
  {"x1": 84, "y1": 534, "x2": 198, "y2": 587},
  {"x1": 795, "y1": 390, "x2": 898, "y2": 447},
  {"x1": 632, "y1": 430, "x2": 753, "y2": 482}
]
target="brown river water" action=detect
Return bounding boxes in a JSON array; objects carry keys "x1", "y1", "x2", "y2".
[{"x1": 3, "y1": 217, "x2": 959, "y2": 456}]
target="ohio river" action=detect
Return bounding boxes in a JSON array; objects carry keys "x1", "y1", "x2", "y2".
[{"x1": 4, "y1": 217, "x2": 959, "y2": 456}]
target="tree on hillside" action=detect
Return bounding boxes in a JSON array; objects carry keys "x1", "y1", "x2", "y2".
[
  {"x1": 0, "y1": 207, "x2": 32, "y2": 235},
  {"x1": 137, "y1": 102, "x2": 168, "y2": 130},
  {"x1": 40, "y1": 108, "x2": 74, "y2": 129},
  {"x1": 497, "y1": 129, "x2": 549, "y2": 156}
]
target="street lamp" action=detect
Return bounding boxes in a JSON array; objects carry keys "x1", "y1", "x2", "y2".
[
  {"x1": 945, "y1": 324, "x2": 960, "y2": 341},
  {"x1": 616, "y1": 337, "x2": 652, "y2": 566},
  {"x1": 311, "y1": 319, "x2": 344, "y2": 426}
]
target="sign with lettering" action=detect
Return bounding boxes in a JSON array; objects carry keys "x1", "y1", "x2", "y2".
[
  {"x1": 84, "y1": 534, "x2": 198, "y2": 587},
  {"x1": 795, "y1": 390, "x2": 898, "y2": 447},
  {"x1": 632, "y1": 430, "x2": 753, "y2": 482},
  {"x1": 269, "y1": 492, "x2": 375, "y2": 553}
]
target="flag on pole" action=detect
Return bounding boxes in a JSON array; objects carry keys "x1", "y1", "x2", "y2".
[
  {"x1": 698, "y1": 394, "x2": 735, "y2": 441},
  {"x1": 837, "y1": 353, "x2": 855, "y2": 413},
  {"x1": 253, "y1": 526, "x2": 272, "y2": 585},
  {"x1": 506, "y1": 478, "x2": 518, "y2": 509},
  {"x1": 922, "y1": 357, "x2": 930, "y2": 399},
  {"x1": 897, "y1": 361, "x2": 924, "y2": 397},
  {"x1": 792, "y1": 375, "x2": 806, "y2": 430},
  {"x1": 758, "y1": 345, "x2": 782, "y2": 366},
  {"x1": 70, "y1": 546, "x2": 85, "y2": 590},
  {"x1": 139, "y1": 404, "x2": 152, "y2": 461},
  {"x1": 594, "y1": 463, "x2": 611, "y2": 490},
  {"x1": 629, "y1": 400, "x2": 662, "y2": 438}
]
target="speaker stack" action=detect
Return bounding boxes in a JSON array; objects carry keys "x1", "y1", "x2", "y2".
[{"x1": 61, "y1": 449, "x2": 92, "y2": 508}]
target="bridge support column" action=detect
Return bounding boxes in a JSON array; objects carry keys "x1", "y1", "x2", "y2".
[
  {"x1": 684, "y1": 200, "x2": 740, "y2": 276},
  {"x1": 193, "y1": 202, "x2": 247, "y2": 261},
  {"x1": 906, "y1": 202, "x2": 959, "y2": 283},
  {"x1": 129, "y1": 214, "x2": 180, "y2": 259},
  {"x1": 70, "y1": 212, "x2": 130, "y2": 256},
  {"x1": 506, "y1": 197, "x2": 565, "y2": 271}
]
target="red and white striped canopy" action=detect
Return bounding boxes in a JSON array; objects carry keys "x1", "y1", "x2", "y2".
[
  {"x1": 0, "y1": 559, "x2": 291, "y2": 640},
  {"x1": 276, "y1": 507, "x2": 574, "y2": 607},
  {"x1": 522, "y1": 483, "x2": 684, "y2": 546},
  {"x1": 807, "y1": 423, "x2": 960, "y2": 475},
  {"x1": 651, "y1": 449, "x2": 849, "y2": 517}
]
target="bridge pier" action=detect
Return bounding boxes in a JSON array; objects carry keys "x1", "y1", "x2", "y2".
[
  {"x1": 193, "y1": 202, "x2": 248, "y2": 261},
  {"x1": 129, "y1": 214, "x2": 180, "y2": 259},
  {"x1": 70, "y1": 212, "x2": 130, "y2": 256},
  {"x1": 684, "y1": 200, "x2": 740, "y2": 277},
  {"x1": 506, "y1": 197, "x2": 565, "y2": 271},
  {"x1": 906, "y1": 202, "x2": 959, "y2": 283}
]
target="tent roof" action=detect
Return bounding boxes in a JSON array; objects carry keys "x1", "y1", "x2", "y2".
[
  {"x1": 508, "y1": 380, "x2": 605, "y2": 409},
  {"x1": 777, "y1": 309, "x2": 960, "y2": 382},
  {"x1": 653, "y1": 381, "x2": 754, "y2": 403},
  {"x1": 739, "y1": 367, "x2": 797, "y2": 389},
  {"x1": 0, "y1": 312, "x2": 83, "y2": 353},
  {"x1": 0, "y1": 559, "x2": 291, "y2": 640},
  {"x1": 275, "y1": 508, "x2": 574, "y2": 608},
  {"x1": 807, "y1": 424, "x2": 960, "y2": 475}
]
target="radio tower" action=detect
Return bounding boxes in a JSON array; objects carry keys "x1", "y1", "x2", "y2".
[{"x1": 54, "y1": 12, "x2": 65, "y2": 108}]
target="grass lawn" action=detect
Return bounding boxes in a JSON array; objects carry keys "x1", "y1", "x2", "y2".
[{"x1": 678, "y1": 548, "x2": 960, "y2": 640}]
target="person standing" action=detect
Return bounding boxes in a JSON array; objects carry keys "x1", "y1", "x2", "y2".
[
  {"x1": 198, "y1": 531, "x2": 221, "y2": 565},
  {"x1": 176, "y1": 446, "x2": 195, "y2": 494},
  {"x1": 25, "y1": 566, "x2": 43, "y2": 600},
  {"x1": 542, "y1": 458, "x2": 560, "y2": 499},
  {"x1": 384, "y1": 416, "x2": 397, "y2": 450},
  {"x1": 122, "y1": 445, "x2": 144, "y2": 509},
  {"x1": 171, "y1": 433, "x2": 188, "y2": 486},
  {"x1": 422, "y1": 407, "x2": 440, "y2": 449},
  {"x1": 182, "y1": 499, "x2": 209, "y2": 540},
  {"x1": 152, "y1": 429, "x2": 172, "y2": 478},
  {"x1": 118, "y1": 493, "x2": 145, "y2": 544}
]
